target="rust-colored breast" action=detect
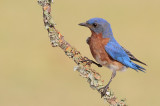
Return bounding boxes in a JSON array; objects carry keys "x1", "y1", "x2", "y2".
[
  {"x1": 88, "y1": 32, "x2": 111, "y2": 65},
  {"x1": 88, "y1": 32, "x2": 124, "y2": 71}
]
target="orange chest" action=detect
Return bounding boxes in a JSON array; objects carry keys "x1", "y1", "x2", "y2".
[{"x1": 88, "y1": 33, "x2": 111, "y2": 65}]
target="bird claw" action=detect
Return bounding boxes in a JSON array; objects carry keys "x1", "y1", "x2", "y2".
[
  {"x1": 97, "y1": 64, "x2": 103, "y2": 67},
  {"x1": 80, "y1": 59, "x2": 102, "y2": 67},
  {"x1": 98, "y1": 85, "x2": 109, "y2": 98}
]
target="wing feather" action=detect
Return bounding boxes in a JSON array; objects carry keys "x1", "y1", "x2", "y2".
[
  {"x1": 122, "y1": 47, "x2": 147, "y2": 66},
  {"x1": 105, "y1": 42, "x2": 131, "y2": 67},
  {"x1": 104, "y1": 41, "x2": 146, "y2": 72}
]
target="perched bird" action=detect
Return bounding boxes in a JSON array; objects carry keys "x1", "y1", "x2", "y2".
[{"x1": 79, "y1": 18, "x2": 146, "y2": 97}]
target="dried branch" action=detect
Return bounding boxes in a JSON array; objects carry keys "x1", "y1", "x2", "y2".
[{"x1": 37, "y1": 0, "x2": 127, "y2": 105}]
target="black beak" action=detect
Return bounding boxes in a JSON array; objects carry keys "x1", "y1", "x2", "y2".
[{"x1": 79, "y1": 22, "x2": 87, "y2": 27}]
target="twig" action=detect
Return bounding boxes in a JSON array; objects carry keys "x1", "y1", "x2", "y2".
[{"x1": 37, "y1": 0, "x2": 127, "y2": 105}]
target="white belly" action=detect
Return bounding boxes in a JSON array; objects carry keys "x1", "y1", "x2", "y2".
[{"x1": 107, "y1": 64, "x2": 127, "y2": 72}]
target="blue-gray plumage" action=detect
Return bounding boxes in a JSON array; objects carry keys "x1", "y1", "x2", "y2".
[
  {"x1": 79, "y1": 18, "x2": 146, "y2": 97},
  {"x1": 105, "y1": 38, "x2": 145, "y2": 72}
]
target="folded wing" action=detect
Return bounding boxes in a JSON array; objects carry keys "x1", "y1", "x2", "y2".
[
  {"x1": 105, "y1": 41, "x2": 145, "y2": 72},
  {"x1": 122, "y1": 47, "x2": 147, "y2": 66}
]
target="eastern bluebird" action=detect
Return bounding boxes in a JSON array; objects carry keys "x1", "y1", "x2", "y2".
[{"x1": 79, "y1": 18, "x2": 146, "y2": 97}]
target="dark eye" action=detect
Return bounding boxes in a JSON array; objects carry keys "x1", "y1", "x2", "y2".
[{"x1": 93, "y1": 23, "x2": 97, "y2": 27}]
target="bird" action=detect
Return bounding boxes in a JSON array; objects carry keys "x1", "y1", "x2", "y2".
[{"x1": 79, "y1": 18, "x2": 146, "y2": 97}]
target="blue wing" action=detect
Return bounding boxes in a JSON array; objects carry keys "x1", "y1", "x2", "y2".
[{"x1": 105, "y1": 41, "x2": 145, "y2": 72}]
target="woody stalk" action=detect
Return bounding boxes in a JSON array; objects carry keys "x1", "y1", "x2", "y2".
[{"x1": 37, "y1": 0, "x2": 127, "y2": 105}]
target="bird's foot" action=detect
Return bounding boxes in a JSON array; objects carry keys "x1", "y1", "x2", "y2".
[
  {"x1": 98, "y1": 85, "x2": 109, "y2": 98},
  {"x1": 80, "y1": 59, "x2": 102, "y2": 67}
]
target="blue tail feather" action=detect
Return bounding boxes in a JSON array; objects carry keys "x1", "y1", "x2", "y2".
[{"x1": 131, "y1": 62, "x2": 146, "y2": 72}]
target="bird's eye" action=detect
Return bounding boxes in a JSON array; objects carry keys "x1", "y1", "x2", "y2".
[{"x1": 93, "y1": 23, "x2": 97, "y2": 27}]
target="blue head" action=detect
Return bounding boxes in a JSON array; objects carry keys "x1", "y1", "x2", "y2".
[{"x1": 79, "y1": 18, "x2": 113, "y2": 38}]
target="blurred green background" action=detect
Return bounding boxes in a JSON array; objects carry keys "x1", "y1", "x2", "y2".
[{"x1": 0, "y1": 0, "x2": 160, "y2": 106}]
